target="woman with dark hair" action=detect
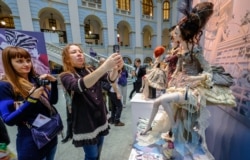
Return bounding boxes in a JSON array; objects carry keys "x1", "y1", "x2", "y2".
[
  {"x1": 140, "y1": 2, "x2": 235, "y2": 159},
  {"x1": 129, "y1": 58, "x2": 146, "y2": 99}
]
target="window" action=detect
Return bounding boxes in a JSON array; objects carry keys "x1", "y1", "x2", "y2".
[
  {"x1": 116, "y1": 0, "x2": 130, "y2": 11},
  {"x1": 0, "y1": 17, "x2": 14, "y2": 28},
  {"x1": 48, "y1": 13, "x2": 56, "y2": 30},
  {"x1": 142, "y1": 0, "x2": 153, "y2": 16},
  {"x1": 163, "y1": 1, "x2": 170, "y2": 20},
  {"x1": 0, "y1": 5, "x2": 14, "y2": 29}
]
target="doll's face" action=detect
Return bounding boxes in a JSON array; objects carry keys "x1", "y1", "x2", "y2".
[{"x1": 173, "y1": 26, "x2": 182, "y2": 42}]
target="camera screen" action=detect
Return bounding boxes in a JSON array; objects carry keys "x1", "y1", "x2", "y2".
[{"x1": 113, "y1": 44, "x2": 120, "y2": 53}]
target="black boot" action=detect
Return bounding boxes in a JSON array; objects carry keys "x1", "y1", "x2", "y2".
[{"x1": 61, "y1": 134, "x2": 72, "y2": 143}]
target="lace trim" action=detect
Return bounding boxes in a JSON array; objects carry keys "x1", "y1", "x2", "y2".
[{"x1": 73, "y1": 122, "x2": 108, "y2": 141}]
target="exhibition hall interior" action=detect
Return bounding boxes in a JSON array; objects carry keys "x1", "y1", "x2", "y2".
[{"x1": 0, "y1": 0, "x2": 249, "y2": 160}]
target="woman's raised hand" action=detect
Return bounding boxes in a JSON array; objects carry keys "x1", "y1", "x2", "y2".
[{"x1": 103, "y1": 53, "x2": 124, "y2": 71}]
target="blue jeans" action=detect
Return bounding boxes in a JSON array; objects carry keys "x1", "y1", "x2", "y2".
[
  {"x1": 83, "y1": 136, "x2": 104, "y2": 160},
  {"x1": 42, "y1": 145, "x2": 57, "y2": 160}
]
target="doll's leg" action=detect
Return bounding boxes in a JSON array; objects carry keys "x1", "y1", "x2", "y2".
[
  {"x1": 142, "y1": 79, "x2": 149, "y2": 100},
  {"x1": 140, "y1": 76, "x2": 146, "y2": 92},
  {"x1": 161, "y1": 92, "x2": 185, "y2": 128},
  {"x1": 141, "y1": 92, "x2": 185, "y2": 135}
]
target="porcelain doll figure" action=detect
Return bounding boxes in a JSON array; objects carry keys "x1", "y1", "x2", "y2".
[
  {"x1": 141, "y1": 1, "x2": 236, "y2": 158},
  {"x1": 141, "y1": 46, "x2": 167, "y2": 100},
  {"x1": 140, "y1": 1, "x2": 216, "y2": 159}
]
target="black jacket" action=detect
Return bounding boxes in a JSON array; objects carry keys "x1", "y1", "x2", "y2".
[
  {"x1": 0, "y1": 117, "x2": 10, "y2": 145},
  {"x1": 135, "y1": 66, "x2": 146, "y2": 83}
]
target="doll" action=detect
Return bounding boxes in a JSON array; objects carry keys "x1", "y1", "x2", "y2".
[
  {"x1": 161, "y1": 131, "x2": 175, "y2": 159},
  {"x1": 141, "y1": 46, "x2": 167, "y2": 100},
  {"x1": 140, "y1": 1, "x2": 217, "y2": 159}
]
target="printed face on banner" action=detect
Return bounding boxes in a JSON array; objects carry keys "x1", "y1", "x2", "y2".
[{"x1": 0, "y1": 29, "x2": 50, "y2": 77}]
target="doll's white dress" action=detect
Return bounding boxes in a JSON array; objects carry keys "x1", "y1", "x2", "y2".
[{"x1": 165, "y1": 47, "x2": 235, "y2": 159}]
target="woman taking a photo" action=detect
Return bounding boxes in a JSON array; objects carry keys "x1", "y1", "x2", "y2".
[
  {"x1": 0, "y1": 46, "x2": 58, "y2": 160},
  {"x1": 60, "y1": 44, "x2": 123, "y2": 160}
]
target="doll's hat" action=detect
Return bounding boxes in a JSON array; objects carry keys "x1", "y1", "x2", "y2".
[{"x1": 154, "y1": 46, "x2": 165, "y2": 58}]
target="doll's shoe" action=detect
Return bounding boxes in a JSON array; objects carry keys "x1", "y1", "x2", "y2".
[{"x1": 140, "y1": 127, "x2": 152, "y2": 135}]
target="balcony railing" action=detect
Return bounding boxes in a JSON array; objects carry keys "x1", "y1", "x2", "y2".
[
  {"x1": 116, "y1": 8, "x2": 131, "y2": 16},
  {"x1": 82, "y1": 0, "x2": 101, "y2": 9},
  {"x1": 142, "y1": 14, "x2": 153, "y2": 20}
]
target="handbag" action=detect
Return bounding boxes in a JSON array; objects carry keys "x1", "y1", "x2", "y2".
[
  {"x1": 101, "y1": 81, "x2": 111, "y2": 92},
  {"x1": 25, "y1": 95, "x2": 64, "y2": 149},
  {"x1": 28, "y1": 113, "x2": 63, "y2": 149}
]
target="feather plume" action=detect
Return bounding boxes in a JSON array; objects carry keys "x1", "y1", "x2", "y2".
[{"x1": 178, "y1": 0, "x2": 193, "y2": 16}]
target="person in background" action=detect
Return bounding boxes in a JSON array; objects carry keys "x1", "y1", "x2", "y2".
[
  {"x1": 108, "y1": 70, "x2": 125, "y2": 126},
  {"x1": 98, "y1": 58, "x2": 108, "y2": 104},
  {"x1": 108, "y1": 74, "x2": 125, "y2": 126},
  {"x1": 128, "y1": 69, "x2": 136, "y2": 99},
  {"x1": 60, "y1": 44, "x2": 123, "y2": 160},
  {"x1": 118, "y1": 66, "x2": 128, "y2": 106},
  {"x1": 0, "y1": 46, "x2": 58, "y2": 160},
  {"x1": 61, "y1": 87, "x2": 73, "y2": 143},
  {"x1": 129, "y1": 58, "x2": 146, "y2": 99}
]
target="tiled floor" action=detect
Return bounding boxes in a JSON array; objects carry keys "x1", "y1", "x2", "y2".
[{"x1": 7, "y1": 84, "x2": 135, "y2": 160}]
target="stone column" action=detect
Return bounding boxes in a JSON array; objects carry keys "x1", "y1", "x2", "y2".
[
  {"x1": 134, "y1": 0, "x2": 142, "y2": 47},
  {"x1": 16, "y1": 0, "x2": 33, "y2": 31},
  {"x1": 68, "y1": 0, "x2": 81, "y2": 43},
  {"x1": 105, "y1": 0, "x2": 115, "y2": 47},
  {"x1": 156, "y1": 0, "x2": 162, "y2": 46}
]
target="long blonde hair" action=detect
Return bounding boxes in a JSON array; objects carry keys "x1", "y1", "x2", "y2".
[{"x1": 1, "y1": 46, "x2": 36, "y2": 98}]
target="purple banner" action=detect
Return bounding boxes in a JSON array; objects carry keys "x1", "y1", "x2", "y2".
[{"x1": 0, "y1": 29, "x2": 50, "y2": 76}]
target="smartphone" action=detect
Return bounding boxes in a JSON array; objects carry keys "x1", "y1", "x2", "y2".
[{"x1": 113, "y1": 44, "x2": 120, "y2": 53}]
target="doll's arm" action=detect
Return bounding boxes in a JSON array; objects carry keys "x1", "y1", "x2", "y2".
[
  {"x1": 171, "y1": 57, "x2": 182, "y2": 78},
  {"x1": 194, "y1": 49, "x2": 211, "y2": 73}
]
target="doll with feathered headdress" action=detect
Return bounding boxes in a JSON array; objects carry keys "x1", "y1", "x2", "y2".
[
  {"x1": 140, "y1": 1, "x2": 218, "y2": 159},
  {"x1": 140, "y1": 46, "x2": 167, "y2": 100}
]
